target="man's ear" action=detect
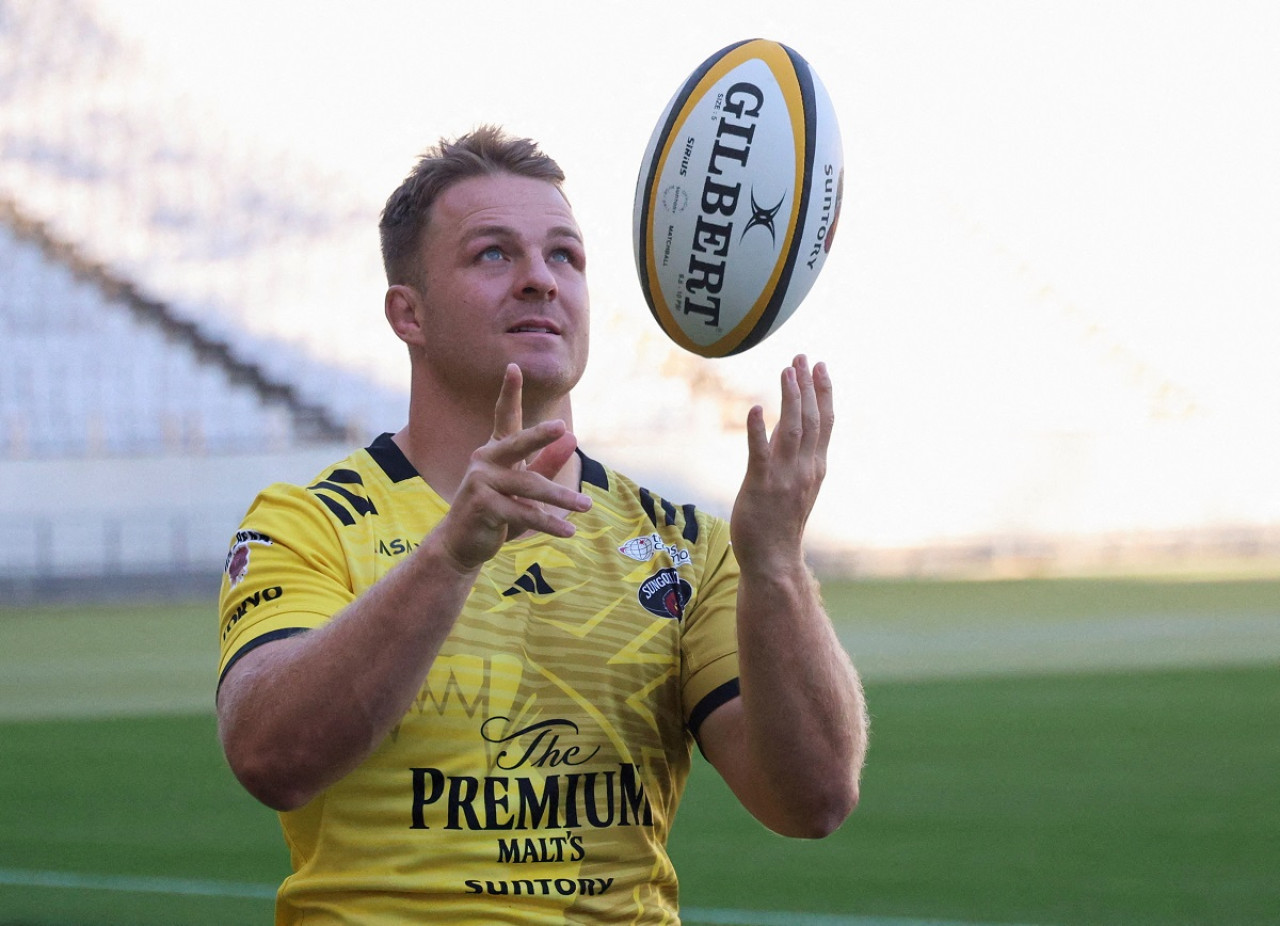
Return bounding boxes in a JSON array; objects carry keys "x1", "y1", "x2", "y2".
[{"x1": 385, "y1": 284, "x2": 426, "y2": 346}]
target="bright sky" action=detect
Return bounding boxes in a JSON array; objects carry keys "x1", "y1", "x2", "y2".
[{"x1": 84, "y1": 0, "x2": 1280, "y2": 547}]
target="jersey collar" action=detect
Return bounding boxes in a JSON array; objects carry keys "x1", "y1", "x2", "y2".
[{"x1": 366, "y1": 432, "x2": 610, "y2": 492}]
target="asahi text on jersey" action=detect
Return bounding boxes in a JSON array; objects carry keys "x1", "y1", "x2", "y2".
[{"x1": 682, "y1": 81, "x2": 764, "y2": 327}]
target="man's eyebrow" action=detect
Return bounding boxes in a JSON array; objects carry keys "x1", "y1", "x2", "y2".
[
  {"x1": 548, "y1": 225, "x2": 584, "y2": 242},
  {"x1": 461, "y1": 224, "x2": 516, "y2": 242},
  {"x1": 460, "y1": 224, "x2": 583, "y2": 243}
]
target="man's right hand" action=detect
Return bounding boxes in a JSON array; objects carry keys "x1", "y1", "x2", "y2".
[{"x1": 435, "y1": 363, "x2": 592, "y2": 572}]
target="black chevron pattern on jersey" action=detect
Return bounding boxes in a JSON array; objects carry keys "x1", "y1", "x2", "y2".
[
  {"x1": 638, "y1": 488, "x2": 700, "y2": 543},
  {"x1": 308, "y1": 469, "x2": 378, "y2": 526}
]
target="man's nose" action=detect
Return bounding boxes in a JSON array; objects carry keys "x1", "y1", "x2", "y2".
[{"x1": 518, "y1": 255, "x2": 557, "y2": 300}]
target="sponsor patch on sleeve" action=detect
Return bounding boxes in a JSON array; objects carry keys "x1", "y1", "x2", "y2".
[{"x1": 224, "y1": 530, "x2": 273, "y2": 588}]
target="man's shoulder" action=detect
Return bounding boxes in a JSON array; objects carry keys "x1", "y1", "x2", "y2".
[{"x1": 247, "y1": 434, "x2": 420, "y2": 525}]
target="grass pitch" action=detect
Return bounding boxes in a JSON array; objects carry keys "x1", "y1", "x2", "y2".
[
  {"x1": 1, "y1": 578, "x2": 1277, "y2": 925},
  {"x1": 674, "y1": 664, "x2": 1280, "y2": 925}
]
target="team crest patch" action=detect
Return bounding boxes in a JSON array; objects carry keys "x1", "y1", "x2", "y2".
[
  {"x1": 618, "y1": 533, "x2": 691, "y2": 567},
  {"x1": 638, "y1": 567, "x2": 692, "y2": 621},
  {"x1": 224, "y1": 530, "x2": 273, "y2": 588}
]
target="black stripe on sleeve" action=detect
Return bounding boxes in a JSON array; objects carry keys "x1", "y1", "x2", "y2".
[
  {"x1": 216, "y1": 627, "x2": 310, "y2": 696},
  {"x1": 688, "y1": 677, "x2": 741, "y2": 741}
]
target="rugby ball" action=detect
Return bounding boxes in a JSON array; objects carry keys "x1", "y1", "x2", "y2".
[{"x1": 633, "y1": 39, "x2": 843, "y2": 357}]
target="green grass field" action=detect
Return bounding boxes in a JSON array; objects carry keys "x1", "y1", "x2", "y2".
[{"x1": 1, "y1": 578, "x2": 1277, "y2": 925}]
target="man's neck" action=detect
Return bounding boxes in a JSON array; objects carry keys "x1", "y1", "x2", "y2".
[{"x1": 391, "y1": 384, "x2": 578, "y2": 504}]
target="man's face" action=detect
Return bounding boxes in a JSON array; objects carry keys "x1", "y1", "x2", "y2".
[{"x1": 411, "y1": 171, "x2": 590, "y2": 407}]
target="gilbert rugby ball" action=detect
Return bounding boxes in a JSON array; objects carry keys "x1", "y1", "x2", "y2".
[{"x1": 633, "y1": 38, "x2": 843, "y2": 357}]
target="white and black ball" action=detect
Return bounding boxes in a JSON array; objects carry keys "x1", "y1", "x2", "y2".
[{"x1": 633, "y1": 38, "x2": 844, "y2": 357}]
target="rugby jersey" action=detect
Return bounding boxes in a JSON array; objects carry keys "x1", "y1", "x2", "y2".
[{"x1": 218, "y1": 433, "x2": 741, "y2": 925}]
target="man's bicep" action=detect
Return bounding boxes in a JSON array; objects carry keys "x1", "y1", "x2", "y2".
[
  {"x1": 216, "y1": 634, "x2": 301, "y2": 717},
  {"x1": 698, "y1": 692, "x2": 823, "y2": 835},
  {"x1": 695, "y1": 695, "x2": 768, "y2": 812},
  {"x1": 695, "y1": 694, "x2": 741, "y2": 768},
  {"x1": 217, "y1": 626, "x2": 311, "y2": 705}
]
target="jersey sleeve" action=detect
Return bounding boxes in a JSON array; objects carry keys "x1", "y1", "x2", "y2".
[
  {"x1": 217, "y1": 481, "x2": 356, "y2": 688},
  {"x1": 678, "y1": 514, "x2": 741, "y2": 734}
]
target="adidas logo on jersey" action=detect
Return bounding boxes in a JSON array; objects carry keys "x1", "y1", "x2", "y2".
[{"x1": 502, "y1": 563, "x2": 556, "y2": 597}]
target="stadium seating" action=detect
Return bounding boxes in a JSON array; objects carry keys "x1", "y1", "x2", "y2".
[{"x1": 0, "y1": 221, "x2": 324, "y2": 458}]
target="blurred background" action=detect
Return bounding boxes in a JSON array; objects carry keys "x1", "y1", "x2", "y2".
[
  {"x1": 2, "y1": 6, "x2": 1278, "y2": 924},
  {"x1": 2, "y1": 0, "x2": 1278, "y2": 599}
]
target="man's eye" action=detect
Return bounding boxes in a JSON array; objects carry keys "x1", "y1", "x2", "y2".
[{"x1": 479, "y1": 245, "x2": 504, "y2": 261}]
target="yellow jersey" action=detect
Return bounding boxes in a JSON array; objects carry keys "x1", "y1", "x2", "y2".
[{"x1": 217, "y1": 434, "x2": 741, "y2": 924}]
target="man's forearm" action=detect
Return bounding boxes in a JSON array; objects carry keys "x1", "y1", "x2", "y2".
[{"x1": 733, "y1": 562, "x2": 867, "y2": 827}]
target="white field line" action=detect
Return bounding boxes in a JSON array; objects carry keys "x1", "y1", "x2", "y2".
[
  {"x1": 0, "y1": 867, "x2": 1042, "y2": 926},
  {"x1": 0, "y1": 866, "x2": 275, "y2": 899},
  {"x1": 682, "y1": 906, "x2": 1042, "y2": 926}
]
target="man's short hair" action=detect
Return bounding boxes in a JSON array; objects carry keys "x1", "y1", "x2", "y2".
[{"x1": 378, "y1": 125, "x2": 566, "y2": 287}]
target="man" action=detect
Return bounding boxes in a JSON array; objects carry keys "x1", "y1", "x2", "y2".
[{"x1": 217, "y1": 125, "x2": 867, "y2": 924}]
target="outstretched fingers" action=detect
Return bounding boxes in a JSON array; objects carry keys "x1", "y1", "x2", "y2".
[
  {"x1": 773, "y1": 362, "x2": 802, "y2": 457},
  {"x1": 481, "y1": 417, "x2": 569, "y2": 469},
  {"x1": 768, "y1": 356, "x2": 826, "y2": 460},
  {"x1": 795, "y1": 356, "x2": 822, "y2": 459},
  {"x1": 492, "y1": 363, "x2": 525, "y2": 442},
  {"x1": 732, "y1": 356, "x2": 835, "y2": 564},
  {"x1": 744, "y1": 402, "x2": 769, "y2": 467},
  {"x1": 810, "y1": 359, "x2": 834, "y2": 468},
  {"x1": 437, "y1": 364, "x2": 592, "y2": 570}
]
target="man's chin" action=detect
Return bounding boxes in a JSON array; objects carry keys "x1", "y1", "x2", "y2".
[{"x1": 514, "y1": 359, "x2": 585, "y2": 401}]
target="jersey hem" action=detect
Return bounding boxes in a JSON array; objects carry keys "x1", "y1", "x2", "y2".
[{"x1": 688, "y1": 677, "x2": 741, "y2": 740}]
